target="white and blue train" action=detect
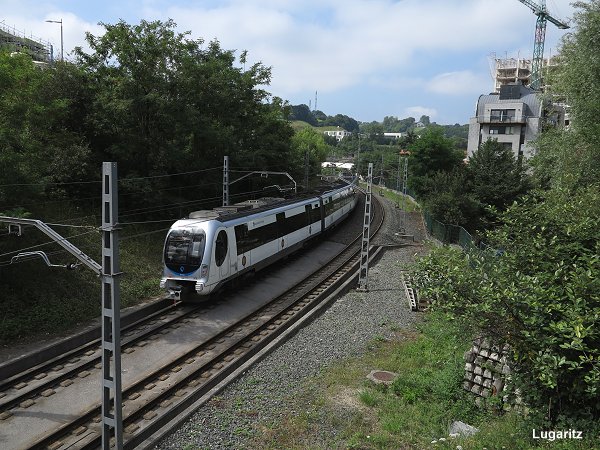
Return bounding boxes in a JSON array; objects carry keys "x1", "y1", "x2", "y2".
[{"x1": 160, "y1": 183, "x2": 357, "y2": 300}]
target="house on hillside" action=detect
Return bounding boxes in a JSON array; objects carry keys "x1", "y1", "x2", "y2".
[
  {"x1": 383, "y1": 132, "x2": 404, "y2": 139},
  {"x1": 467, "y1": 82, "x2": 567, "y2": 159},
  {"x1": 323, "y1": 127, "x2": 351, "y2": 141}
]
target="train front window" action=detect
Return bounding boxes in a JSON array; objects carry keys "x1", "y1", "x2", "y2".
[{"x1": 165, "y1": 229, "x2": 205, "y2": 270}]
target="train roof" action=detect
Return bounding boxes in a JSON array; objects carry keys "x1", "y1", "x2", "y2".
[{"x1": 184, "y1": 181, "x2": 354, "y2": 224}]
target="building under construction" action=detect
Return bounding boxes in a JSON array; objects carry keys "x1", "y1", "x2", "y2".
[
  {"x1": 491, "y1": 55, "x2": 559, "y2": 93},
  {"x1": 0, "y1": 22, "x2": 51, "y2": 62}
]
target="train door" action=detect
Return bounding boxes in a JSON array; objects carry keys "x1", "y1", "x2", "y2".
[
  {"x1": 276, "y1": 212, "x2": 286, "y2": 250},
  {"x1": 235, "y1": 224, "x2": 251, "y2": 271},
  {"x1": 319, "y1": 197, "x2": 325, "y2": 232},
  {"x1": 214, "y1": 229, "x2": 230, "y2": 279}
]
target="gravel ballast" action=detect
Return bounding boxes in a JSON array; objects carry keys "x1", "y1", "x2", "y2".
[{"x1": 156, "y1": 195, "x2": 428, "y2": 449}]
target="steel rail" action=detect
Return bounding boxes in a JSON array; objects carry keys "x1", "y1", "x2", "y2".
[{"x1": 11, "y1": 193, "x2": 384, "y2": 450}]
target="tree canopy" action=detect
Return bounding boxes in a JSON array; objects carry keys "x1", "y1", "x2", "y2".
[
  {"x1": 0, "y1": 19, "x2": 295, "y2": 215},
  {"x1": 532, "y1": 0, "x2": 600, "y2": 190}
]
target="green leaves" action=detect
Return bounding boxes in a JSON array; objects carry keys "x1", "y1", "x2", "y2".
[{"x1": 411, "y1": 185, "x2": 600, "y2": 424}]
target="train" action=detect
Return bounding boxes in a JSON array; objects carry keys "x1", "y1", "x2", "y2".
[{"x1": 160, "y1": 182, "x2": 357, "y2": 300}]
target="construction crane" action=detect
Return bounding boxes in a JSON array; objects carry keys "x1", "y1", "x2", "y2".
[{"x1": 517, "y1": 0, "x2": 569, "y2": 90}]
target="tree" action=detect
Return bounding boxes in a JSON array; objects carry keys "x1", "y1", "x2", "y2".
[
  {"x1": 289, "y1": 104, "x2": 317, "y2": 126},
  {"x1": 0, "y1": 52, "x2": 92, "y2": 210},
  {"x1": 468, "y1": 138, "x2": 530, "y2": 222},
  {"x1": 407, "y1": 127, "x2": 463, "y2": 198},
  {"x1": 420, "y1": 168, "x2": 479, "y2": 227},
  {"x1": 532, "y1": 1, "x2": 600, "y2": 190},
  {"x1": 74, "y1": 19, "x2": 294, "y2": 204},
  {"x1": 290, "y1": 128, "x2": 330, "y2": 188},
  {"x1": 413, "y1": 186, "x2": 600, "y2": 424}
]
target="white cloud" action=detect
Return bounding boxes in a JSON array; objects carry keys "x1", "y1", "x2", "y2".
[
  {"x1": 1, "y1": 0, "x2": 577, "y2": 122},
  {"x1": 427, "y1": 71, "x2": 491, "y2": 96},
  {"x1": 404, "y1": 106, "x2": 437, "y2": 119}
]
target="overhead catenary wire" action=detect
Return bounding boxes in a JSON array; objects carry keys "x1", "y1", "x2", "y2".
[
  {"x1": 1, "y1": 176, "x2": 293, "y2": 266},
  {"x1": 0, "y1": 166, "x2": 223, "y2": 188},
  {"x1": 0, "y1": 229, "x2": 99, "y2": 259}
]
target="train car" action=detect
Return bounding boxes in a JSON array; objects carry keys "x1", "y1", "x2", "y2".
[{"x1": 160, "y1": 183, "x2": 356, "y2": 300}]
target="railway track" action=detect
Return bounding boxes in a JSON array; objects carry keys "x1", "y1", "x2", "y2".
[{"x1": 0, "y1": 192, "x2": 384, "y2": 449}]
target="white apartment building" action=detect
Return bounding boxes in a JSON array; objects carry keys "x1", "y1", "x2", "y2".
[{"x1": 467, "y1": 83, "x2": 544, "y2": 159}]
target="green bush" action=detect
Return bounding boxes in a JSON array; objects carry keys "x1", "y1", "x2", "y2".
[{"x1": 412, "y1": 186, "x2": 600, "y2": 426}]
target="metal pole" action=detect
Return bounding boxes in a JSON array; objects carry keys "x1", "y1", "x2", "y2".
[
  {"x1": 396, "y1": 153, "x2": 401, "y2": 208},
  {"x1": 45, "y1": 19, "x2": 63, "y2": 62},
  {"x1": 101, "y1": 162, "x2": 123, "y2": 450},
  {"x1": 357, "y1": 163, "x2": 373, "y2": 291},
  {"x1": 223, "y1": 155, "x2": 229, "y2": 206},
  {"x1": 356, "y1": 134, "x2": 361, "y2": 177},
  {"x1": 401, "y1": 157, "x2": 408, "y2": 232},
  {"x1": 304, "y1": 148, "x2": 309, "y2": 189},
  {"x1": 60, "y1": 19, "x2": 63, "y2": 62}
]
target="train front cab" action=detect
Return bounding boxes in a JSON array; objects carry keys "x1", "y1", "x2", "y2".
[{"x1": 161, "y1": 223, "x2": 208, "y2": 300}]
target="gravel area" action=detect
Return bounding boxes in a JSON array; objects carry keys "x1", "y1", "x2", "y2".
[{"x1": 156, "y1": 195, "x2": 428, "y2": 449}]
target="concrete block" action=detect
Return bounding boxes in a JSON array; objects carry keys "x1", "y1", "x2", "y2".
[
  {"x1": 464, "y1": 350, "x2": 475, "y2": 363},
  {"x1": 449, "y1": 421, "x2": 480, "y2": 437}
]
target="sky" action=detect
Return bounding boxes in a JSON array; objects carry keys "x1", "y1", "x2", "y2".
[{"x1": 2, "y1": 0, "x2": 577, "y2": 125}]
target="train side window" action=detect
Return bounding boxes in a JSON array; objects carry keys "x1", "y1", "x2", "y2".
[{"x1": 215, "y1": 230, "x2": 228, "y2": 267}]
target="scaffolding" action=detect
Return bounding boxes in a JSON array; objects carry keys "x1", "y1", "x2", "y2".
[
  {"x1": 493, "y1": 57, "x2": 532, "y2": 92},
  {"x1": 0, "y1": 21, "x2": 52, "y2": 62},
  {"x1": 491, "y1": 54, "x2": 560, "y2": 93}
]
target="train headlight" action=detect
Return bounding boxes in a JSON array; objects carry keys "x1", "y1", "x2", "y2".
[
  {"x1": 200, "y1": 264, "x2": 209, "y2": 278},
  {"x1": 159, "y1": 278, "x2": 167, "y2": 289},
  {"x1": 195, "y1": 281, "x2": 204, "y2": 293}
]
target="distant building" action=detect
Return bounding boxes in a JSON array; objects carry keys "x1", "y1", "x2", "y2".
[
  {"x1": 383, "y1": 132, "x2": 404, "y2": 139},
  {"x1": 0, "y1": 22, "x2": 51, "y2": 62},
  {"x1": 323, "y1": 127, "x2": 351, "y2": 141},
  {"x1": 467, "y1": 83, "x2": 566, "y2": 159}
]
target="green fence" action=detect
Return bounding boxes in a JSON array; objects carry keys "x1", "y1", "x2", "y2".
[{"x1": 423, "y1": 210, "x2": 483, "y2": 253}]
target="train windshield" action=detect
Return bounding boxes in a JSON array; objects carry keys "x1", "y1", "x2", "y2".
[{"x1": 164, "y1": 229, "x2": 205, "y2": 273}]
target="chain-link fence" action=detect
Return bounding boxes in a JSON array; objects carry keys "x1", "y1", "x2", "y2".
[{"x1": 423, "y1": 210, "x2": 487, "y2": 254}]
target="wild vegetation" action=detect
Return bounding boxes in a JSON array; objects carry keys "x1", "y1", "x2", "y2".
[
  {"x1": 412, "y1": 0, "x2": 600, "y2": 434},
  {"x1": 0, "y1": 19, "x2": 304, "y2": 342}
]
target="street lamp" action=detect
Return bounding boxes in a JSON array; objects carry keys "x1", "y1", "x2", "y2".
[{"x1": 45, "y1": 19, "x2": 63, "y2": 62}]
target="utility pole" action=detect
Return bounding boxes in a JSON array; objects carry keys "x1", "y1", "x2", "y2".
[
  {"x1": 357, "y1": 163, "x2": 373, "y2": 291},
  {"x1": 396, "y1": 153, "x2": 401, "y2": 208},
  {"x1": 223, "y1": 155, "x2": 229, "y2": 206},
  {"x1": 379, "y1": 154, "x2": 384, "y2": 188},
  {"x1": 0, "y1": 162, "x2": 123, "y2": 449},
  {"x1": 356, "y1": 134, "x2": 362, "y2": 177},
  {"x1": 101, "y1": 162, "x2": 123, "y2": 450},
  {"x1": 400, "y1": 156, "x2": 409, "y2": 233},
  {"x1": 304, "y1": 148, "x2": 309, "y2": 190}
]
